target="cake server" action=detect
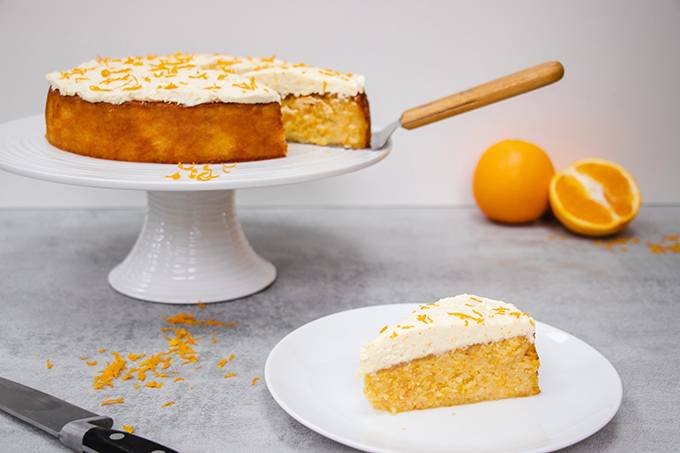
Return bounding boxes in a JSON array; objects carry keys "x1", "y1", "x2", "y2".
[
  {"x1": 0, "y1": 376, "x2": 178, "y2": 452},
  {"x1": 370, "y1": 60, "x2": 564, "y2": 149}
]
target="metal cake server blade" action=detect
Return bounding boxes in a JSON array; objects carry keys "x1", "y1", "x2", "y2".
[
  {"x1": 370, "y1": 61, "x2": 564, "y2": 150},
  {"x1": 0, "y1": 376, "x2": 178, "y2": 452}
]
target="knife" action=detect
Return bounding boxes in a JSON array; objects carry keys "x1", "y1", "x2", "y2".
[{"x1": 0, "y1": 376, "x2": 179, "y2": 452}]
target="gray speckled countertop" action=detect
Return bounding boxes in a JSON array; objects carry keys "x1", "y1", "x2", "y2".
[{"x1": 0, "y1": 206, "x2": 678, "y2": 453}]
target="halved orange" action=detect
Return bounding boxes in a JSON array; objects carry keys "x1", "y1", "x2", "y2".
[{"x1": 549, "y1": 158, "x2": 640, "y2": 236}]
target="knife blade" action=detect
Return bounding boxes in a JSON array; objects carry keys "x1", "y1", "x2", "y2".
[{"x1": 0, "y1": 376, "x2": 179, "y2": 452}]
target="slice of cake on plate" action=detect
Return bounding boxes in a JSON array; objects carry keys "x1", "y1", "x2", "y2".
[
  {"x1": 45, "y1": 53, "x2": 370, "y2": 164},
  {"x1": 359, "y1": 294, "x2": 540, "y2": 413}
]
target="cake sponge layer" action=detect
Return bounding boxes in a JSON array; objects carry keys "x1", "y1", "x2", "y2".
[
  {"x1": 45, "y1": 90, "x2": 287, "y2": 163},
  {"x1": 364, "y1": 335, "x2": 540, "y2": 413},
  {"x1": 281, "y1": 93, "x2": 370, "y2": 149}
]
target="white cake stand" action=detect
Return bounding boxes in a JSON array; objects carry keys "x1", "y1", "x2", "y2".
[{"x1": 0, "y1": 116, "x2": 390, "y2": 303}]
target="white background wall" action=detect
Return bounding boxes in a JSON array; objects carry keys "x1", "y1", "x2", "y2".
[{"x1": 1, "y1": 0, "x2": 678, "y2": 208}]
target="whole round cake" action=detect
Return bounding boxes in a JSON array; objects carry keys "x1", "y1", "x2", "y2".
[{"x1": 45, "y1": 53, "x2": 371, "y2": 163}]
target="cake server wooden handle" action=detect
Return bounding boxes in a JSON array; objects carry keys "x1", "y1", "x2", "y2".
[{"x1": 399, "y1": 61, "x2": 564, "y2": 130}]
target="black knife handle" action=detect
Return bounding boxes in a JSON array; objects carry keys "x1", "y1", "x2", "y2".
[{"x1": 82, "y1": 426, "x2": 179, "y2": 453}]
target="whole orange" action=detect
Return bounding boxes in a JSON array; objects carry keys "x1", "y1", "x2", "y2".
[{"x1": 473, "y1": 140, "x2": 555, "y2": 223}]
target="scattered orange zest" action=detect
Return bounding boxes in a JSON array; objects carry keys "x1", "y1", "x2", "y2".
[{"x1": 100, "y1": 397, "x2": 124, "y2": 406}]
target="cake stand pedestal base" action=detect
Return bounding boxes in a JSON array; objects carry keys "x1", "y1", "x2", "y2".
[{"x1": 108, "y1": 190, "x2": 276, "y2": 304}]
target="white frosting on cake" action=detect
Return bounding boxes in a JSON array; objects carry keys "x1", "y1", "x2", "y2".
[
  {"x1": 46, "y1": 53, "x2": 365, "y2": 106},
  {"x1": 359, "y1": 294, "x2": 535, "y2": 375}
]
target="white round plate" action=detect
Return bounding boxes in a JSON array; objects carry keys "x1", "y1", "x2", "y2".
[
  {"x1": 0, "y1": 116, "x2": 390, "y2": 191},
  {"x1": 265, "y1": 304, "x2": 622, "y2": 453}
]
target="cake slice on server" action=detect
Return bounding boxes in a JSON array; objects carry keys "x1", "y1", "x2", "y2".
[
  {"x1": 206, "y1": 55, "x2": 370, "y2": 149},
  {"x1": 360, "y1": 294, "x2": 540, "y2": 413}
]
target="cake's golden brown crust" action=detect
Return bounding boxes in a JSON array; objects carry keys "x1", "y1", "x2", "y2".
[
  {"x1": 281, "y1": 93, "x2": 371, "y2": 149},
  {"x1": 364, "y1": 336, "x2": 540, "y2": 413},
  {"x1": 45, "y1": 90, "x2": 287, "y2": 163}
]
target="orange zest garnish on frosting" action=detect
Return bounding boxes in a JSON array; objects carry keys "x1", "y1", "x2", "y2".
[
  {"x1": 162, "y1": 82, "x2": 179, "y2": 90},
  {"x1": 203, "y1": 84, "x2": 221, "y2": 90},
  {"x1": 447, "y1": 312, "x2": 484, "y2": 325},
  {"x1": 232, "y1": 76, "x2": 256, "y2": 91},
  {"x1": 100, "y1": 68, "x2": 131, "y2": 78},
  {"x1": 389, "y1": 332, "x2": 398, "y2": 339},
  {"x1": 416, "y1": 314, "x2": 433, "y2": 324},
  {"x1": 379, "y1": 325, "x2": 388, "y2": 334},
  {"x1": 89, "y1": 85, "x2": 112, "y2": 92}
]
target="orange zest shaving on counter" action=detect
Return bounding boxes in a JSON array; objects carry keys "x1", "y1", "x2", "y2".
[
  {"x1": 86, "y1": 361, "x2": 98, "y2": 366},
  {"x1": 165, "y1": 312, "x2": 230, "y2": 328},
  {"x1": 173, "y1": 377, "x2": 185, "y2": 383},
  {"x1": 161, "y1": 401, "x2": 175, "y2": 408},
  {"x1": 251, "y1": 377, "x2": 260, "y2": 386},
  {"x1": 100, "y1": 397, "x2": 124, "y2": 406},
  {"x1": 122, "y1": 425, "x2": 135, "y2": 433},
  {"x1": 99, "y1": 348, "x2": 108, "y2": 353},
  {"x1": 144, "y1": 381, "x2": 163, "y2": 389},
  {"x1": 93, "y1": 352, "x2": 126, "y2": 389},
  {"x1": 46, "y1": 359, "x2": 53, "y2": 369},
  {"x1": 217, "y1": 358, "x2": 228, "y2": 369},
  {"x1": 223, "y1": 373, "x2": 237, "y2": 379}
]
